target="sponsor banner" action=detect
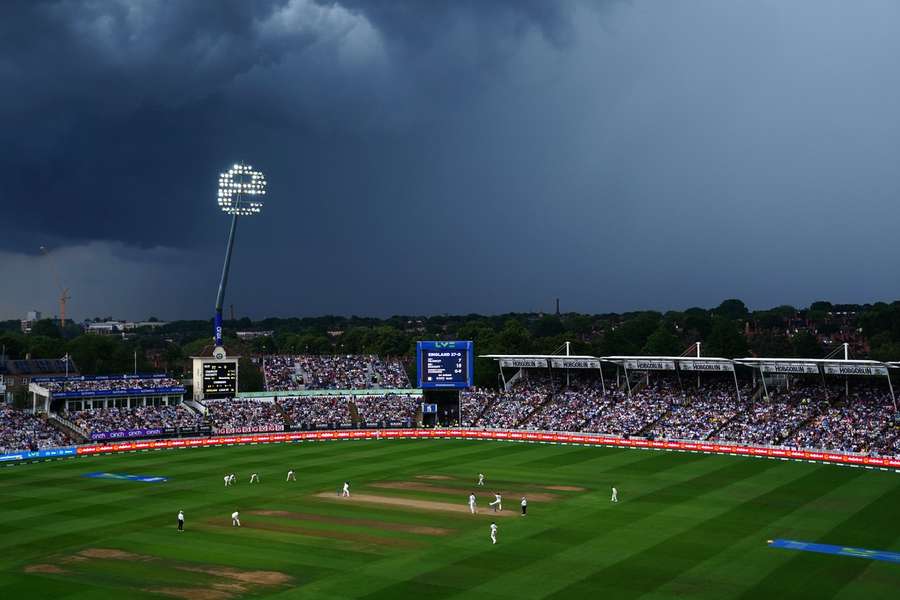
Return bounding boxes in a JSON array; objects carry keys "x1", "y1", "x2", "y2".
[
  {"x1": 679, "y1": 360, "x2": 734, "y2": 372},
  {"x1": 624, "y1": 359, "x2": 676, "y2": 371},
  {"x1": 65, "y1": 430, "x2": 900, "y2": 469},
  {"x1": 82, "y1": 471, "x2": 168, "y2": 483},
  {"x1": 52, "y1": 386, "x2": 185, "y2": 399},
  {"x1": 91, "y1": 428, "x2": 164, "y2": 441},
  {"x1": 550, "y1": 358, "x2": 603, "y2": 369},
  {"x1": 757, "y1": 362, "x2": 820, "y2": 375},
  {"x1": 822, "y1": 362, "x2": 889, "y2": 377},
  {"x1": 218, "y1": 425, "x2": 284, "y2": 435},
  {"x1": 499, "y1": 358, "x2": 548, "y2": 369},
  {"x1": 768, "y1": 539, "x2": 900, "y2": 564},
  {"x1": 0, "y1": 446, "x2": 77, "y2": 462},
  {"x1": 240, "y1": 388, "x2": 423, "y2": 398}
]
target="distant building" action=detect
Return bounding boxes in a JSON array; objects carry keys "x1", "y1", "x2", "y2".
[
  {"x1": 84, "y1": 320, "x2": 168, "y2": 335},
  {"x1": 20, "y1": 310, "x2": 42, "y2": 334},
  {"x1": 124, "y1": 321, "x2": 167, "y2": 331},
  {"x1": 85, "y1": 321, "x2": 124, "y2": 335},
  {"x1": 236, "y1": 330, "x2": 273, "y2": 340},
  {"x1": 0, "y1": 357, "x2": 78, "y2": 402}
]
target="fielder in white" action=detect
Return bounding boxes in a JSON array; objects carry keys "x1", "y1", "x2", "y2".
[
  {"x1": 249, "y1": 472, "x2": 259, "y2": 484},
  {"x1": 477, "y1": 473, "x2": 485, "y2": 486},
  {"x1": 611, "y1": 486, "x2": 618, "y2": 503},
  {"x1": 224, "y1": 475, "x2": 231, "y2": 487},
  {"x1": 342, "y1": 481, "x2": 351, "y2": 497},
  {"x1": 229, "y1": 473, "x2": 236, "y2": 486},
  {"x1": 489, "y1": 493, "x2": 502, "y2": 512},
  {"x1": 286, "y1": 469, "x2": 296, "y2": 482},
  {"x1": 231, "y1": 511, "x2": 241, "y2": 527},
  {"x1": 468, "y1": 493, "x2": 477, "y2": 515},
  {"x1": 520, "y1": 496, "x2": 527, "y2": 516},
  {"x1": 490, "y1": 522, "x2": 498, "y2": 545}
]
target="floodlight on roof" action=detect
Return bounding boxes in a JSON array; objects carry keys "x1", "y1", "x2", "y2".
[{"x1": 217, "y1": 163, "x2": 266, "y2": 216}]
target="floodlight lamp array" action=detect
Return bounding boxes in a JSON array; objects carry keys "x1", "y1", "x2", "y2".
[{"x1": 217, "y1": 163, "x2": 266, "y2": 215}]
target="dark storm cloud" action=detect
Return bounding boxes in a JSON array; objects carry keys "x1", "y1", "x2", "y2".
[
  {"x1": 0, "y1": 0, "x2": 576, "y2": 249},
  {"x1": 2, "y1": 0, "x2": 900, "y2": 321}
]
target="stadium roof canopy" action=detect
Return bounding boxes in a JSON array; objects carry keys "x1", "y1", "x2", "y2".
[
  {"x1": 479, "y1": 354, "x2": 599, "y2": 360},
  {"x1": 479, "y1": 354, "x2": 608, "y2": 369},
  {"x1": 602, "y1": 356, "x2": 734, "y2": 371},
  {"x1": 732, "y1": 357, "x2": 890, "y2": 375}
]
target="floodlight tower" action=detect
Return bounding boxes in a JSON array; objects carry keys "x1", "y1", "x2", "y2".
[{"x1": 213, "y1": 163, "x2": 266, "y2": 356}]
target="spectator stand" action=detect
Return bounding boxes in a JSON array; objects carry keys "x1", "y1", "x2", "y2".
[
  {"x1": 734, "y1": 355, "x2": 896, "y2": 410},
  {"x1": 240, "y1": 388, "x2": 424, "y2": 430},
  {"x1": 603, "y1": 353, "x2": 743, "y2": 401},
  {"x1": 480, "y1": 352, "x2": 611, "y2": 393},
  {"x1": 29, "y1": 374, "x2": 186, "y2": 414},
  {"x1": 262, "y1": 354, "x2": 411, "y2": 392}
]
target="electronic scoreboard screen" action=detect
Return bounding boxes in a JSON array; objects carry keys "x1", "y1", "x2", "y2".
[
  {"x1": 416, "y1": 341, "x2": 474, "y2": 389},
  {"x1": 202, "y1": 361, "x2": 237, "y2": 398}
]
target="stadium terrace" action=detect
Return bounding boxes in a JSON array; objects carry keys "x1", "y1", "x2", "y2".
[{"x1": 1, "y1": 351, "x2": 898, "y2": 464}]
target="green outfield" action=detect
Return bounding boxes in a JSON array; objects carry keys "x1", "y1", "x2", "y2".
[{"x1": 0, "y1": 439, "x2": 898, "y2": 599}]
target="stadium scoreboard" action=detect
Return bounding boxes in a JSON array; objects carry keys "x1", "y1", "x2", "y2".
[
  {"x1": 203, "y1": 362, "x2": 237, "y2": 397},
  {"x1": 191, "y1": 356, "x2": 240, "y2": 400},
  {"x1": 416, "y1": 341, "x2": 474, "y2": 389}
]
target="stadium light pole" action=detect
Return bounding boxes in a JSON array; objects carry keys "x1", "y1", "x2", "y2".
[{"x1": 213, "y1": 163, "x2": 266, "y2": 354}]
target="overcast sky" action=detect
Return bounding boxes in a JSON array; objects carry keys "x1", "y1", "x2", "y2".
[{"x1": 2, "y1": 0, "x2": 899, "y2": 321}]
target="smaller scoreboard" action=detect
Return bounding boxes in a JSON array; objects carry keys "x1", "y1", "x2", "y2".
[
  {"x1": 191, "y1": 356, "x2": 239, "y2": 400},
  {"x1": 203, "y1": 362, "x2": 237, "y2": 397},
  {"x1": 416, "y1": 341, "x2": 474, "y2": 389}
]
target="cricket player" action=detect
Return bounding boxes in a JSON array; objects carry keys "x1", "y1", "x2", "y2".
[
  {"x1": 231, "y1": 510, "x2": 241, "y2": 527},
  {"x1": 342, "y1": 481, "x2": 351, "y2": 497},
  {"x1": 224, "y1": 475, "x2": 231, "y2": 487},
  {"x1": 468, "y1": 493, "x2": 477, "y2": 515},
  {"x1": 489, "y1": 492, "x2": 502, "y2": 512},
  {"x1": 249, "y1": 472, "x2": 259, "y2": 484},
  {"x1": 611, "y1": 486, "x2": 618, "y2": 503},
  {"x1": 520, "y1": 496, "x2": 527, "y2": 516},
  {"x1": 477, "y1": 473, "x2": 485, "y2": 486},
  {"x1": 286, "y1": 469, "x2": 296, "y2": 482},
  {"x1": 177, "y1": 510, "x2": 184, "y2": 532},
  {"x1": 228, "y1": 473, "x2": 236, "y2": 486},
  {"x1": 490, "y1": 522, "x2": 498, "y2": 545}
]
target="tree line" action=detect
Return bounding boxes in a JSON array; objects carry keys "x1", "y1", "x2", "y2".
[{"x1": 3, "y1": 298, "x2": 900, "y2": 390}]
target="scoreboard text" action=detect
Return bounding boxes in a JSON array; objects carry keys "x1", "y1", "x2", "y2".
[
  {"x1": 202, "y1": 361, "x2": 237, "y2": 398},
  {"x1": 416, "y1": 341, "x2": 474, "y2": 389}
]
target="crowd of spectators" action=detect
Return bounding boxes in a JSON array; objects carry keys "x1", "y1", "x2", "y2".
[
  {"x1": 279, "y1": 396, "x2": 351, "y2": 427},
  {"x1": 784, "y1": 383, "x2": 896, "y2": 454},
  {"x1": 206, "y1": 400, "x2": 285, "y2": 433},
  {"x1": 371, "y1": 360, "x2": 410, "y2": 388},
  {"x1": 40, "y1": 376, "x2": 182, "y2": 394},
  {"x1": 7, "y1": 366, "x2": 900, "y2": 458},
  {"x1": 0, "y1": 406, "x2": 72, "y2": 452},
  {"x1": 528, "y1": 379, "x2": 619, "y2": 432},
  {"x1": 717, "y1": 384, "x2": 823, "y2": 446},
  {"x1": 355, "y1": 394, "x2": 418, "y2": 424},
  {"x1": 264, "y1": 355, "x2": 409, "y2": 390},
  {"x1": 299, "y1": 355, "x2": 376, "y2": 389},
  {"x1": 263, "y1": 356, "x2": 300, "y2": 391},
  {"x1": 66, "y1": 404, "x2": 201, "y2": 433},
  {"x1": 458, "y1": 375, "x2": 899, "y2": 458},
  {"x1": 646, "y1": 381, "x2": 751, "y2": 441},
  {"x1": 575, "y1": 378, "x2": 682, "y2": 436},
  {"x1": 462, "y1": 379, "x2": 553, "y2": 429}
]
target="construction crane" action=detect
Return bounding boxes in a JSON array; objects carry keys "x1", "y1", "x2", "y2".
[{"x1": 39, "y1": 246, "x2": 71, "y2": 329}]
